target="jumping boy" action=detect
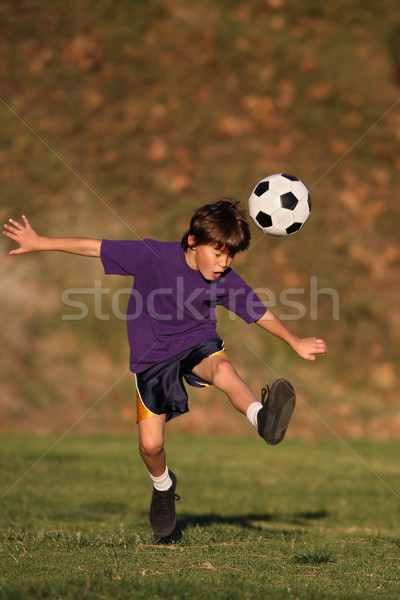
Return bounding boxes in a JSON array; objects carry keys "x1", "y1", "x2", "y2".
[{"x1": 4, "y1": 200, "x2": 328, "y2": 538}]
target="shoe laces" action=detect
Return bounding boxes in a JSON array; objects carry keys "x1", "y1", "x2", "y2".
[
  {"x1": 261, "y1": 380, "x2": 270, "y2": 405},
  {"x1": 153, "y1": 488, "x2": 180, "y2": 515}
]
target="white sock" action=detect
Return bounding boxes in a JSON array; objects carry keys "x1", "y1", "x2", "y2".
[
  {"x1": 150, "y1": 467, "x2": 172, "y2": 491},
  {"x1": 246, "y1": 401, "x2": 263, "y2": 427}
]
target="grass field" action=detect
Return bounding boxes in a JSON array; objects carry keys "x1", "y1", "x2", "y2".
[{"x1": 1, "y1": 434, "x2": 399, "y2": 599}]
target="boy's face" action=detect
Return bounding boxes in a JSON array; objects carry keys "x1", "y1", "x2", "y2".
[{"x1": 186, "y1": 235, "x2": 233, "y2": 281}]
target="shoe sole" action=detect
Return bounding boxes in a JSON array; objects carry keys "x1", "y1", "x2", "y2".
[{"x1": 262, "y1": 379, "x2": 296, "y2": 445}]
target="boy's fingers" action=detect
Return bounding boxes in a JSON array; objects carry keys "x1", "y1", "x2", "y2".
[
  {"x1": 22, "y1": 215, "x2": 31, "y2": 229},
  {"x1": 4, "y1": 223, "x2": 18, "y2": 233},
  {"x1": 3, "y1": 228, "x2": 18, "y2": 240},
  {"x1": 316, "y1": 348, "x2": 327, "y2": 357},
  {"x1": 8, "y1": 218, "x2": 24, "y2": 230},
  {"x1": 313, "y1": 339, "x2": 328, "y2": 353}
]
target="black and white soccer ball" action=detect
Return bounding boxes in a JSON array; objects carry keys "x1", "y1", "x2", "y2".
[{"x1": 248, "y1": 173, "x2": 311, "y2": 236}]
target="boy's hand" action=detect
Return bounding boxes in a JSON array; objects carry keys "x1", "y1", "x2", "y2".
[
  {"x1": 3, "y1": 215, "x2": 40, "y2": 255},
  {"x1": 293, "y1": 337, "x2": 328, "y2": 361}
]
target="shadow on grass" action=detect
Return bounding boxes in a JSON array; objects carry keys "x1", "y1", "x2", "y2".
[
  {"x1": 158, "y1": 509, "x2": 329, "y2": 543},
  {"x1": 181, "y1": 510, "x2": 329, "y2": 528}
]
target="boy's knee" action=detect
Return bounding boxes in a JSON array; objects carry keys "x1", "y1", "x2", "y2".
[
  {"x1": 210, "y1": 358, "x2": 235, "y2": 386},
  {"x1": 139, "y1": 433, "x2": 164, "y2": 458}
]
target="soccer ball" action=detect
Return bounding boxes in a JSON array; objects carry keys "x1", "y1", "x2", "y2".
[{"x1": 248, "y1": 173, "x2": 311, "y2": 236}]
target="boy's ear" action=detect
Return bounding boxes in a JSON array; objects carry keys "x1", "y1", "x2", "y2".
[{"x1": 188, "y1": 234, "x2": 197, "y2": 249}]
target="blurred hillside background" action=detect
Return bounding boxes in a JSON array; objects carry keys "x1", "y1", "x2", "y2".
[{"x1": 1, "y1": 0, "x2": 399, "y2": 439}]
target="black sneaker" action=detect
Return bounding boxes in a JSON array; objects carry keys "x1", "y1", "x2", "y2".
[
  {"x1": 149, "y1": 470, "x2": 180, "y2": 538},
  {"x1": 257, "y1": 379, "x2": 296, "y2": 445}
]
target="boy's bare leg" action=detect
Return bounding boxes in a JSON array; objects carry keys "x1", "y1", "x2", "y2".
[
  {"x1": 191, "y1": 355, "x2": 258, "y2": 414},
  {"x1": 138, "y1": 414, "x2": 167, "y2": 477},
  {"x1": 192, "y1": 354, "x2": 296, "y2": 445},
  {"x1": 138, "y1": 413, "x2": 180, "y2": 538}
]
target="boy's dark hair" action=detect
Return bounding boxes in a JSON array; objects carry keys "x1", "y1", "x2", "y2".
[{"x1": 181, "y1": 198, "x2": 250, "y2": 256}]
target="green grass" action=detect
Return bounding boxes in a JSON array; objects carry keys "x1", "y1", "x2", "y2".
[{"x1": 1, "y1": 435, "x2": 399, "y2": 598}]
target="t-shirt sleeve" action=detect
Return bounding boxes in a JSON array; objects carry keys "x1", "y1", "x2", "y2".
[
  {"x1": 100, "y1": 239, "x2": 155, "y2": 276},
  {"x1": 217, "y1": 270, "x2": 267, "y2": 324}
]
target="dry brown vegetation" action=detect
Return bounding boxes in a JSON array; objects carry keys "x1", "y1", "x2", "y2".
[{"x1": 1, "y1": 0, "x2": 399, "y2": 437}]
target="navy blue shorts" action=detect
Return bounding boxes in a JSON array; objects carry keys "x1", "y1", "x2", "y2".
[{"x1": 135, "y1": 338, "x2": 229, "y2": 422}]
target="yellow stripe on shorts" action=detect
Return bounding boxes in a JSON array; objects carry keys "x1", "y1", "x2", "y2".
[
  {"x1": 211, "y1": 349, "x2": 230, "y2": 360},
  {"x1": 135, "y1": 375, "x2": 157, "y2": 423}
]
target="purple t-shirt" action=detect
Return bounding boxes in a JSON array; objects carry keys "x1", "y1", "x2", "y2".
[{"x1": 100, "y1": 239, "x2": 266, "y2": 372}]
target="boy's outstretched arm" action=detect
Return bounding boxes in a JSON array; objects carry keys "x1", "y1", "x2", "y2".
[
  {"x1": 256, "y1": 309, "x2": 328, "y2": 361},
  {"x1": 3, "y1": 215, "x2": 101, "y2": 257}
]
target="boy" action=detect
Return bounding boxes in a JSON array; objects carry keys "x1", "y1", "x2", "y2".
[{"x1": 4, "y1": 200, "x2": 327, "y2": 538}]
